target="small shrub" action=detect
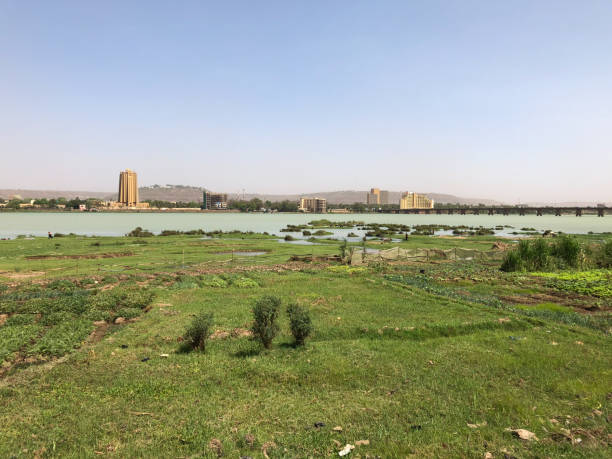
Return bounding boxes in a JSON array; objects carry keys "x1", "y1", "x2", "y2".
[
  {"x1": 251, "y1": 295, "x2": 281, "y2": 349},
  {"x1": 127, "y1": 227, "x2": 154, "y2": 237},
  {"x1": 287, "y1": 303, "x2": 312, "y2": 346},
  {"x1": 284, "y1": 235, "x2": 295, "y2": 241},
  {"x1": 199, "y1": 275, "x2": 228, "y2": 288},
  {"x1": 184, "y1": 311, "x2": 214, "y2": 351},
  {"x1": 233, "y1": 277, "x2": 259, "y2": 288}
]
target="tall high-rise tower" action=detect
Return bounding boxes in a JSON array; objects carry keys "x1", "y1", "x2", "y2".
[{"x1": 118, "y1": 169, "x2": 139, "y2": 206}]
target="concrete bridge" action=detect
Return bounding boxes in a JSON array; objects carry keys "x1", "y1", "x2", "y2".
[{"x1": 389, "y1": 207, "x2": 609, "y2": 217}]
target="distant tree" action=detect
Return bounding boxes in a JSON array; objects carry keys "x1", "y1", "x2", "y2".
[
  {"x1": 7, "y1": 199, "x2": 22, "y2": 209},
  {"x1": 350, "y1": 202, "x2": 366, "y2": 213},
  {"x1": 66, "y1": 197, "x2": 84, "y2": 209}
]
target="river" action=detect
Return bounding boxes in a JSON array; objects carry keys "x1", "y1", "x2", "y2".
[{"x1": 0, "y1": 212, "x2": 610, "y2": 239}]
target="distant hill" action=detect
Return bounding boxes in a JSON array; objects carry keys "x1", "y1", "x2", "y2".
[
  {"x1": 0, "y1": 186, "x2": 500, "y2": 205},
  {"x1": 0, "y1": 189, "x2": 110, "y2": 200}
]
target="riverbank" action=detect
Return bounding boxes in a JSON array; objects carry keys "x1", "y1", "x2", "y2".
[{"x1": 0, "y1": 233, "x2": 610, "y2": 457}]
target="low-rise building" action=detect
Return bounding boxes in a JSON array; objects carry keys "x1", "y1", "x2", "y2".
[
  {"x1": 399, "y1": 192, "x2": 434, "y2": 209},
  {"x1": 329, "y1": 208, "x2": 350, "y2": 213},
  {"x1": 298, "y1": 197, "x2": 327, "y2": 213}
]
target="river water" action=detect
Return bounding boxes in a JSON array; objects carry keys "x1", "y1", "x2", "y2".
[{"x1": 0, "y1": 212, "x2": 610, "y2": 239}]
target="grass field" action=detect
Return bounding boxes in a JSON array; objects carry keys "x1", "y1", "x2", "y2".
[{"x1": 0, "y1": 233, "x2": 610, "y2": 457}]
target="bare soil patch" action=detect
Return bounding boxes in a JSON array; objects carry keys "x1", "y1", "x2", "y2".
[
  {"x1": 0, "y1": 270, "x2": 46, "y2": 279},
  {"x1": 26, "y1": 251, "x2": 134, "y2": 260}
]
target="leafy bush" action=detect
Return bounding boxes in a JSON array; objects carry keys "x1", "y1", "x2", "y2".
[
  {"x1": 251, "y1": 295, "x2": 281, "y2": 349},
  {"x1": 184, "y1": 311, "x2": 214, "y2": 351},
  {"x1": 233, "y1": 277, "x2": 259, "y2": 288},
  {"x1": 286, "y1": 303, "x2": 312, "y2": 346},
  {"x1": 199, "y1": 275, "x2": 228, "y2": 288},
  {"x1": 127, "y1": 227, "x2": 154, "y2": 237}
]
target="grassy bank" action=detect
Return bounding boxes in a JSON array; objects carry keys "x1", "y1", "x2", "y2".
[{"x1": 0, "y1": 234, "x2": 610, "y2": 457}]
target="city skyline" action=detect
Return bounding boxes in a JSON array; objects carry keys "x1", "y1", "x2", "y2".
[{"x1": 1, "y1": 1, "x2": 611, "y2": 202}]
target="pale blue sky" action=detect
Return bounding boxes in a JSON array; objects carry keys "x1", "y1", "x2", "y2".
[{"x1": 1, "y1": 0, "x2": 611, "y2": 202}]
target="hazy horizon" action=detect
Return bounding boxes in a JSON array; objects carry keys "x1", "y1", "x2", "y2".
[{"x1": 1, "y1": 1, "x2": 611, "y2": 202}]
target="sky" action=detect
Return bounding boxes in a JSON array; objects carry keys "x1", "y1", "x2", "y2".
[{"x1": 1, "y1": 0, "x2": 611, "y2": 203}]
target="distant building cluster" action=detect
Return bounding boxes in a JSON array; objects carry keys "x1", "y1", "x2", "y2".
[
  {"x1": 400, "y1": 192, "x2": 434, "y2": 209},
  {"x1": 298, "y1": 197, "x2": 327, "y2": 213},
  {"x1": 367, "y1": 188, "x2": 389, "y2": 205},
  {"x1": 202, "y1": 190, "x2": 228, "y2": 209}
]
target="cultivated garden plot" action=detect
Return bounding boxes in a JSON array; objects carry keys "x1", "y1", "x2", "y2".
[{"x1": 0, "y1": 232, "x2": 610, "y2": 457}]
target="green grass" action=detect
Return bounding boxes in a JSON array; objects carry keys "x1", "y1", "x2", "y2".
[{"x1": 0, "y1": 235, "x2": 610, "y2": 457}]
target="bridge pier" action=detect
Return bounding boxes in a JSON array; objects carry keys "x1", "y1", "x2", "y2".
[
  {"x1": 503, "y1": 209, "x2": 509, "y2": 216},
  {"x1": 598, "y1": 208, "x2": 605, "y2": 217},
  {"x1": 473, "y1": 209, "x2": 480, "y2": 215},
  {"x1": 488, "y1": 209, "x2": 494, "y2": 215},
  {"x1": 460, "y1": 209, "x2": 466, "y2": 215},
  {"x1": 447, "y1": 209, "x2": 454, "y2": 215},
  {"x1": 576, "y1": 208, "x2": 582, "y2": 217},
  {"x1": 436, "y1": 209, "x2": 442, "y2": 215},
  {"x1": 554, "y1": 209, "x2": 561, "y2": 216},
  {"x1": 536, "y1": 209, "x2": 543, "y2": 216},
  {"x1": 519, "y1": 209, "x2": 526, "y2": 216}
]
